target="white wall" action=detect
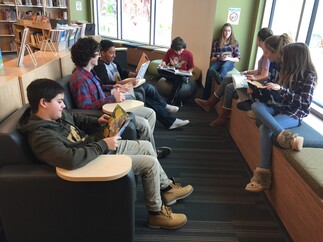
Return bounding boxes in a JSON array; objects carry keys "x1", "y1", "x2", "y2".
[{"x1": 172, "y1": 0, "x2": 216, "y2": 84}]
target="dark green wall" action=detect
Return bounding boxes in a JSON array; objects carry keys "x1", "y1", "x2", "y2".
[
  {"x1": 69, "y1": 0, "x2": 93, "y2": 22},
  {"x1": 213, "y1": 0, "x2": 265, "y2": 70}
]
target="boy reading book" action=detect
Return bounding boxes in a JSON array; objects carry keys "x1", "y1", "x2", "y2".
[{"x1": 94, "y1": 39, "x2": 190, "y2": 130}]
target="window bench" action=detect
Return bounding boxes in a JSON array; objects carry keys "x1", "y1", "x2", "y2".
[{"x1": 227, "y1": 98, "x2": 323, "y2": 242}]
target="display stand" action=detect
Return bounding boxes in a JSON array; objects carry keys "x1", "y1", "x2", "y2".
[
  {"x1": 17, "y1": 28, "x2": 37, "y2": 67},
  {"x1": 40, "y1": 39, "x2": 57, "y2": 53}
]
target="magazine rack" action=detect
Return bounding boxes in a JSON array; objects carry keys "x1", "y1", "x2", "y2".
[{"x1": 17, "y1": 28, "x2": 37, "y2": 67}]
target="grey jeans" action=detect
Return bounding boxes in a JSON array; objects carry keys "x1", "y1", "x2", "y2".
[
  {"x1": 133, "y1": 107, "x2": 157, "y2": 151},
  {"x1": 117, "y1": 139, "x2": 172, "y2": 212}
]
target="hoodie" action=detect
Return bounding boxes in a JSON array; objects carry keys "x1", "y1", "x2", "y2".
[{"x1": 18, "y1": 107, "x2": 108, "y2": 170}]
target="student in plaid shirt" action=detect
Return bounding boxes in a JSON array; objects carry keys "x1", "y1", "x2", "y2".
[
  {"x1": 245, "y1": 41, "x2": 317, "y2": 193},
  {"x1": 203, "y1": 23, "x2": 240, "y2": 99},
  {"x1": 69, "y1": 37, "x2": 171, "y2": 159}
]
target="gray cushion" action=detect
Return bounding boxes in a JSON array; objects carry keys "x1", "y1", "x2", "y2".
[{"x1": 284, "y1": 148, "x2": 323, "y2": 198}]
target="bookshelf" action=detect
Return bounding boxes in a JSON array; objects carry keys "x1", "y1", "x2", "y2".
[
  {"x1": 1, "y1": 0, "x2": 69, "y2": 53},
  {"x1": 0, "y1": 1, "x2": 17, "y2": 53},
  {"x1": 14, "y1": 19, "x2": 51, "y2": 50}
]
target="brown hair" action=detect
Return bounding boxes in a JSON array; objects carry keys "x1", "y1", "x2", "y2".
[
  {"x1": 264, "y1": 33, "x2": 293, "y2": 63},
  {"x1": 279, "y1": 42, "x2": 317, "y2": 88},
  {"x1": 217, "y1": 23, "x2": 238, "y2": 47}
]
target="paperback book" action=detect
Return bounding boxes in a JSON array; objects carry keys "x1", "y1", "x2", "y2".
[
  {"x1": 232, "y1": 74, "x2": 266, "y2": 89},
  {"x1": 158, "y1": 66, "x2": 192, "y2": 76},
  {"x1": 103, "y1": 104, "x2": 129, "y2": 137}
]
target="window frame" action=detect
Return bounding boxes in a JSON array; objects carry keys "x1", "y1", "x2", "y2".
[
  {"x1": 261, "y1": 0, "x2": 322, "y2": 120},
  {"x1": 93, "y1": 0, "x2": 173, "y2": 47}
]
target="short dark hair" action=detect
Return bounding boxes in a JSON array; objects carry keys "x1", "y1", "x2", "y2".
[
  {"x1": 171, "y1": 36, "x2": 187, "y2": 51},
  {"x1": 71, "y1": 37, "x2": 100, "y2": 67},
  {"x1": 258, "y1": 28, "x2": 273, "y2": 42},
  {"x1": 27, "y1": 78, "x2": 64, "y2": 113},
  {"x1": 100, "y1": 39, "x2": 115, "y2": 51}
]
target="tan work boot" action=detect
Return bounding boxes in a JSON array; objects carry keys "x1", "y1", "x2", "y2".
[
  {"x1": 209, "y1": 107, "x2": 231, "y2": 127},
  {"x1": 195, "y1": 94, "x2": 221, "y2": 112},
  {"x1": 147, "y1": 205, "x2": 187, "y2": 229},
  {"x1": 245, "y1": 167, "x2": 271, "y2": 193},
  {"x1": 161, "y1": 183, "x2": 194, "y2": 206},
  {"x1": 277, "y1": 129, "x2": 304, "y2": 151}
]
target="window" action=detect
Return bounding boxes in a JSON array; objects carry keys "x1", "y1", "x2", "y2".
[
  {"x1": 261, "y1": 0, "x2": 323, "y2": 119},
  {"x1": 94, "y1": 0, "x2": 173, "y2": 47},
  {"x1": 97, "y1": 0, "x2": 118, "y2": 38}
]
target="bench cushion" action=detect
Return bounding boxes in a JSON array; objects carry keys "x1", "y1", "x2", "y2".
[
  {"x1": 290, "y1": 122, "x2": 323, "y2": 148},
  {"x1": 284, "y1": 148, "x2": 323, "y2": 198}
]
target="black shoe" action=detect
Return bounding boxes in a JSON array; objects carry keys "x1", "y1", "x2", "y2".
[
  {"x1": 211, "y1": 70, "x2": 223, "y2": 84},
  {"x1": 157, "y1": 147, "x2": 172, "y2": 159},
  {"x1": 237, "y1": 100, "x2": 253, "y2": 111}
]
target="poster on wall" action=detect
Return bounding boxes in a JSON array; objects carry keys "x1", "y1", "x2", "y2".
[
  {"x1": 76, "y1": 1, "x2": 82, "y2": 11},
  {"x1": 227, "y1": 8, "x2": 241, "y2": 25}
]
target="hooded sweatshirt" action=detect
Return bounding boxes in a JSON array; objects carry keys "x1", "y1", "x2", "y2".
[{"x1": 18, "y1": 107, "x2": 108, "y2": 170}]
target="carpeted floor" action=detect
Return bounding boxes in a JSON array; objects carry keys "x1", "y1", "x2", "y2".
[{"x1": 134, "y1": 86, "x2": 292, "y2": 242}]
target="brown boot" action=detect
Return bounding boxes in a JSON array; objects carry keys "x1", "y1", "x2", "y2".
[
  {"x1": 195, "y1": 94, "x2": 221, "y2": 112},
  {"x1": 277, "y1": 129, "x2": 304, "y2": 151},
  {"x1": 147, "y1": 205, "x2": 187, "y2": 229},
  {"x1": 245, "y1": 167, "x2": 271, "y2": 192},
  {"x1": 209, "y1": 108, "x2": 231, "y2": 126}
]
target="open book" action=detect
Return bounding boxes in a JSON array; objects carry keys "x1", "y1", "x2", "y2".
[
  {"x1": 130, "y1": 53, "x2": 149, "y2": 88},
  {"x1": 158, "y1": 66, "x2": 192, "y2": 76},
  {"x1": 103, "y1": 104, "x2": 129, "y2": 137},
  {"x1": 232, "y1": 74, "x2": 248, "y2": 89},
  {"x1": 232, "y1": 74, "x2": 266, "y2": 89},
  {"x1": 135, "y1": 52, "x2": 149, "y2": 73}
]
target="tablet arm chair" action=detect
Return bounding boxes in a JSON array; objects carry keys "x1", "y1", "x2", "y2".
[{"x1": 0, "y1": 105, "x2": 136, "y2": 242}]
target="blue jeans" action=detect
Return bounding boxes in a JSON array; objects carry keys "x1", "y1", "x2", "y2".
[
  {"x1": 252, "y1": 102, "x2": 300, "y2": 169},
  {"x1": 203, "y1": 61, "x2": 235, "y2": 99},
  {"x1": 142, "y1": 83, "x2": 176, "y2": 128}
]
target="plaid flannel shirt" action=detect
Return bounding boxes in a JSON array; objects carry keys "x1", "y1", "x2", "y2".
[{"x1": 70, "y1": 67, "x2": 116, "y2": 110}]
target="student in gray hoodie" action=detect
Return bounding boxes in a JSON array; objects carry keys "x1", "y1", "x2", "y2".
[{"x1": 18, "y1": 78, "x2": 193, "y2": 230}]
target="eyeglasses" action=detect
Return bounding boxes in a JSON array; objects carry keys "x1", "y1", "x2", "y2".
[{"x1": 94, "y1": 52, "x2": 101, "y2": 57}]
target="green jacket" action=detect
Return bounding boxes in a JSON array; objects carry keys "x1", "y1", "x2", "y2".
[{"x1": 18, "y1": 108, "x2": 108, "y2": 170}]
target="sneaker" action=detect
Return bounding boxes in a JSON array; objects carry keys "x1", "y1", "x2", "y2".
[
  {"x1": 147, "y1": 205, "x2": 187, "y2": 229},
  {"x1": 157, "y1": 146, "x2": 172, "y2": 159},
  {"x1": 161, "y1": 183, "x2": 194, "y2": 206},
  {"x1": 169, "y1": 119, "x2": 190, "y2": 130},
  {"x1": 165, "y1": 104, "x2": 179, "y2": 113}
]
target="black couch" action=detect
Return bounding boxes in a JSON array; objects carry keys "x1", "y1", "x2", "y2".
[
  {"x1": 56, "y1": 74, "x2": 137, "y2": 140},
  {"x1": 0, "y1": 105, "x2": 137, "y2": 242}
]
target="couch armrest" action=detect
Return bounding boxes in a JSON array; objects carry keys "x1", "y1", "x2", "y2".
[{"x1": 0, "y1": 163, "x2": 136, "y2": 242}]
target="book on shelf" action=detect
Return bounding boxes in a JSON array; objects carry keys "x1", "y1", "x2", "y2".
[
  {"x1": 46, "y1": 0, "x2": 53, "y2": 7},
  {"x1": 49, "y1": 29, "x2": 66, "y2": 43},
  {"x1": 0, "y1": 49, "x2": 3, "y2": 70},
  {"x1": 158, "y1": 66, "x2": 192, "y2": 76},
  {"x1": 103, "y1": 104, "x2": 130, "y2": 138}
]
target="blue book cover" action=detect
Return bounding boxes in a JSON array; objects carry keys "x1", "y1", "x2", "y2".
[{"x1": 0, "y1": 48, "x2": 3, "y2": 70}]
